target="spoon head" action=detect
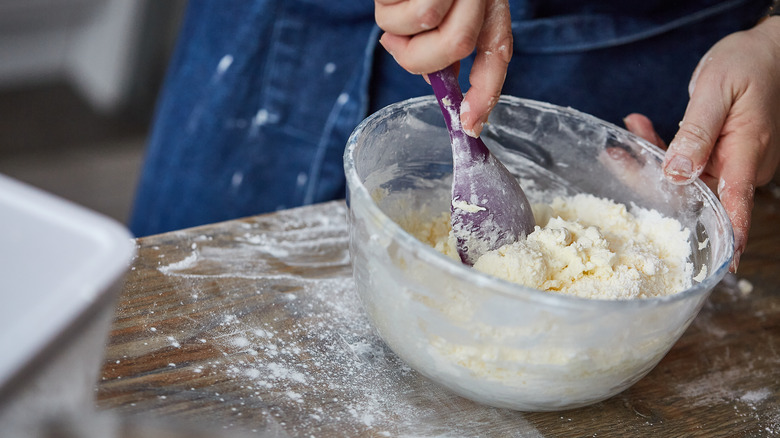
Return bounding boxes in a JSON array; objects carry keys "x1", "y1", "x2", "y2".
[{"x1": 451, "y1": 138, "x2": 536, "y2": 265}]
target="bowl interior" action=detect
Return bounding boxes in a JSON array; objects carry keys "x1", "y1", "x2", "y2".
[{"x1": 347, "y1": 95, "x2": 734, "y2": 300}]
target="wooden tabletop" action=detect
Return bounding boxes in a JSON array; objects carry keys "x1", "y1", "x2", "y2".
[{"x1": 97, "y1": 184, "x2": 780, "y2": 437}]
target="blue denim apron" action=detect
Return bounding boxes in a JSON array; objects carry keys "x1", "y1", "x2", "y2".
[{"x1": 130, "y1": 0, "x2": 768, "y2": 235}]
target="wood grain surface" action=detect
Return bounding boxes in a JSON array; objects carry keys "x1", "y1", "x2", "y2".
[{"x1": 97, "y1": 185, "x2": 780, "y2": 437}]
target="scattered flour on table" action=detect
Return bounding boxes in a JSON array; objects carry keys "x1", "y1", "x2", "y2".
[
  {"x1": 672, "y1": 274, "x2": 780, "y2": 435},
  {"x1": 676, "y1": 368, "x2": 779, "y2": 435},
  {"x1": 158, "y1": 251, "x2": 198, "y2": 274},
  {"x1": 738, "y1": 278, "x2": 754, "y2": 296},
  {"x1": 741, "y1": 388, "x2": 773, "y2": 405},
  {"x1": 198, "y1": 275, "x2": 532, "y2": 436},
  {"x1": 150, "y1": 204, "x2": 539, "y2": 436}
]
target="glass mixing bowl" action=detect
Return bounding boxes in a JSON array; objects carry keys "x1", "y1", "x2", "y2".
[{"x1": 343, "y1": 96, "x2": 733, "y2": 411}]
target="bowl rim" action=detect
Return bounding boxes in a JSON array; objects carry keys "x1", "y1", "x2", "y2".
[{"x1": 344, "y1": 95, "x2": 734, "y2": 310}]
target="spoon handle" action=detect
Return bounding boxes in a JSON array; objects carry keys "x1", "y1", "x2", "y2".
[{"x1": 428, "y1": 66, "x2": 489, "y2": 162}]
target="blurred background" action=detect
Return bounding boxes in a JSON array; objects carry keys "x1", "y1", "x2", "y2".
[{"x1": 0, "y1": 0, "x2": 187, "y2": 225}]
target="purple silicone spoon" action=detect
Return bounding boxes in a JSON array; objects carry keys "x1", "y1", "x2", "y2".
[{"x1": 429, "y1": 65, "x2": 535, "y2": 265}]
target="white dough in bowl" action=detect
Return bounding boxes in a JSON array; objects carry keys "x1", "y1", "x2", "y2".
[{"x1": 406, "y1": 193, "x2": 693, "y2": 300}]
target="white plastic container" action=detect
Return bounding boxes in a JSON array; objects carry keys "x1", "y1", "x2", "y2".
[{"x1": 0, "y1": 174, "x2": 135, "y2": 427}]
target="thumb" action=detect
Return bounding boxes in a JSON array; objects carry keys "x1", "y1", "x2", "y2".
[{"x1": 663, "y1": 71, "x2": 730, "y2": 185}]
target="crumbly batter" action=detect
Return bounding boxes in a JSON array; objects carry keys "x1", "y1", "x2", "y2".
[{"x1": 408, "y1": 193, "x2": 693, "y2": 299}]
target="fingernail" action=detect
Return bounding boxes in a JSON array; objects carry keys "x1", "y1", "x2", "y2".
[
  {"x1": 730, "y1": 249, "x2": 741, "y2": 274},
  {"x1": 464, "y1": 121, "x2": 483, "y2": 138},
  {"x1": 731, "y1": 228, "x2": 746, "y2": 274},
  {"x1": 378, "y1": 34, "x2": 394, "y2": 56},
  {"x1": 460, "y1": 103, "x2": 484, "y2": 138},
  {"x1": 498, "y1": 44, "x2": 512, "y2": 64},
  {"x1": 460, "y1": 100, "x2": 471, "y2": 115},
  {"x1": 664, "y1": 155, "x2": 693, "y2": 181},
  {"x1": 623, "y1": 116, "x2": 635, "y2": 132}
]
